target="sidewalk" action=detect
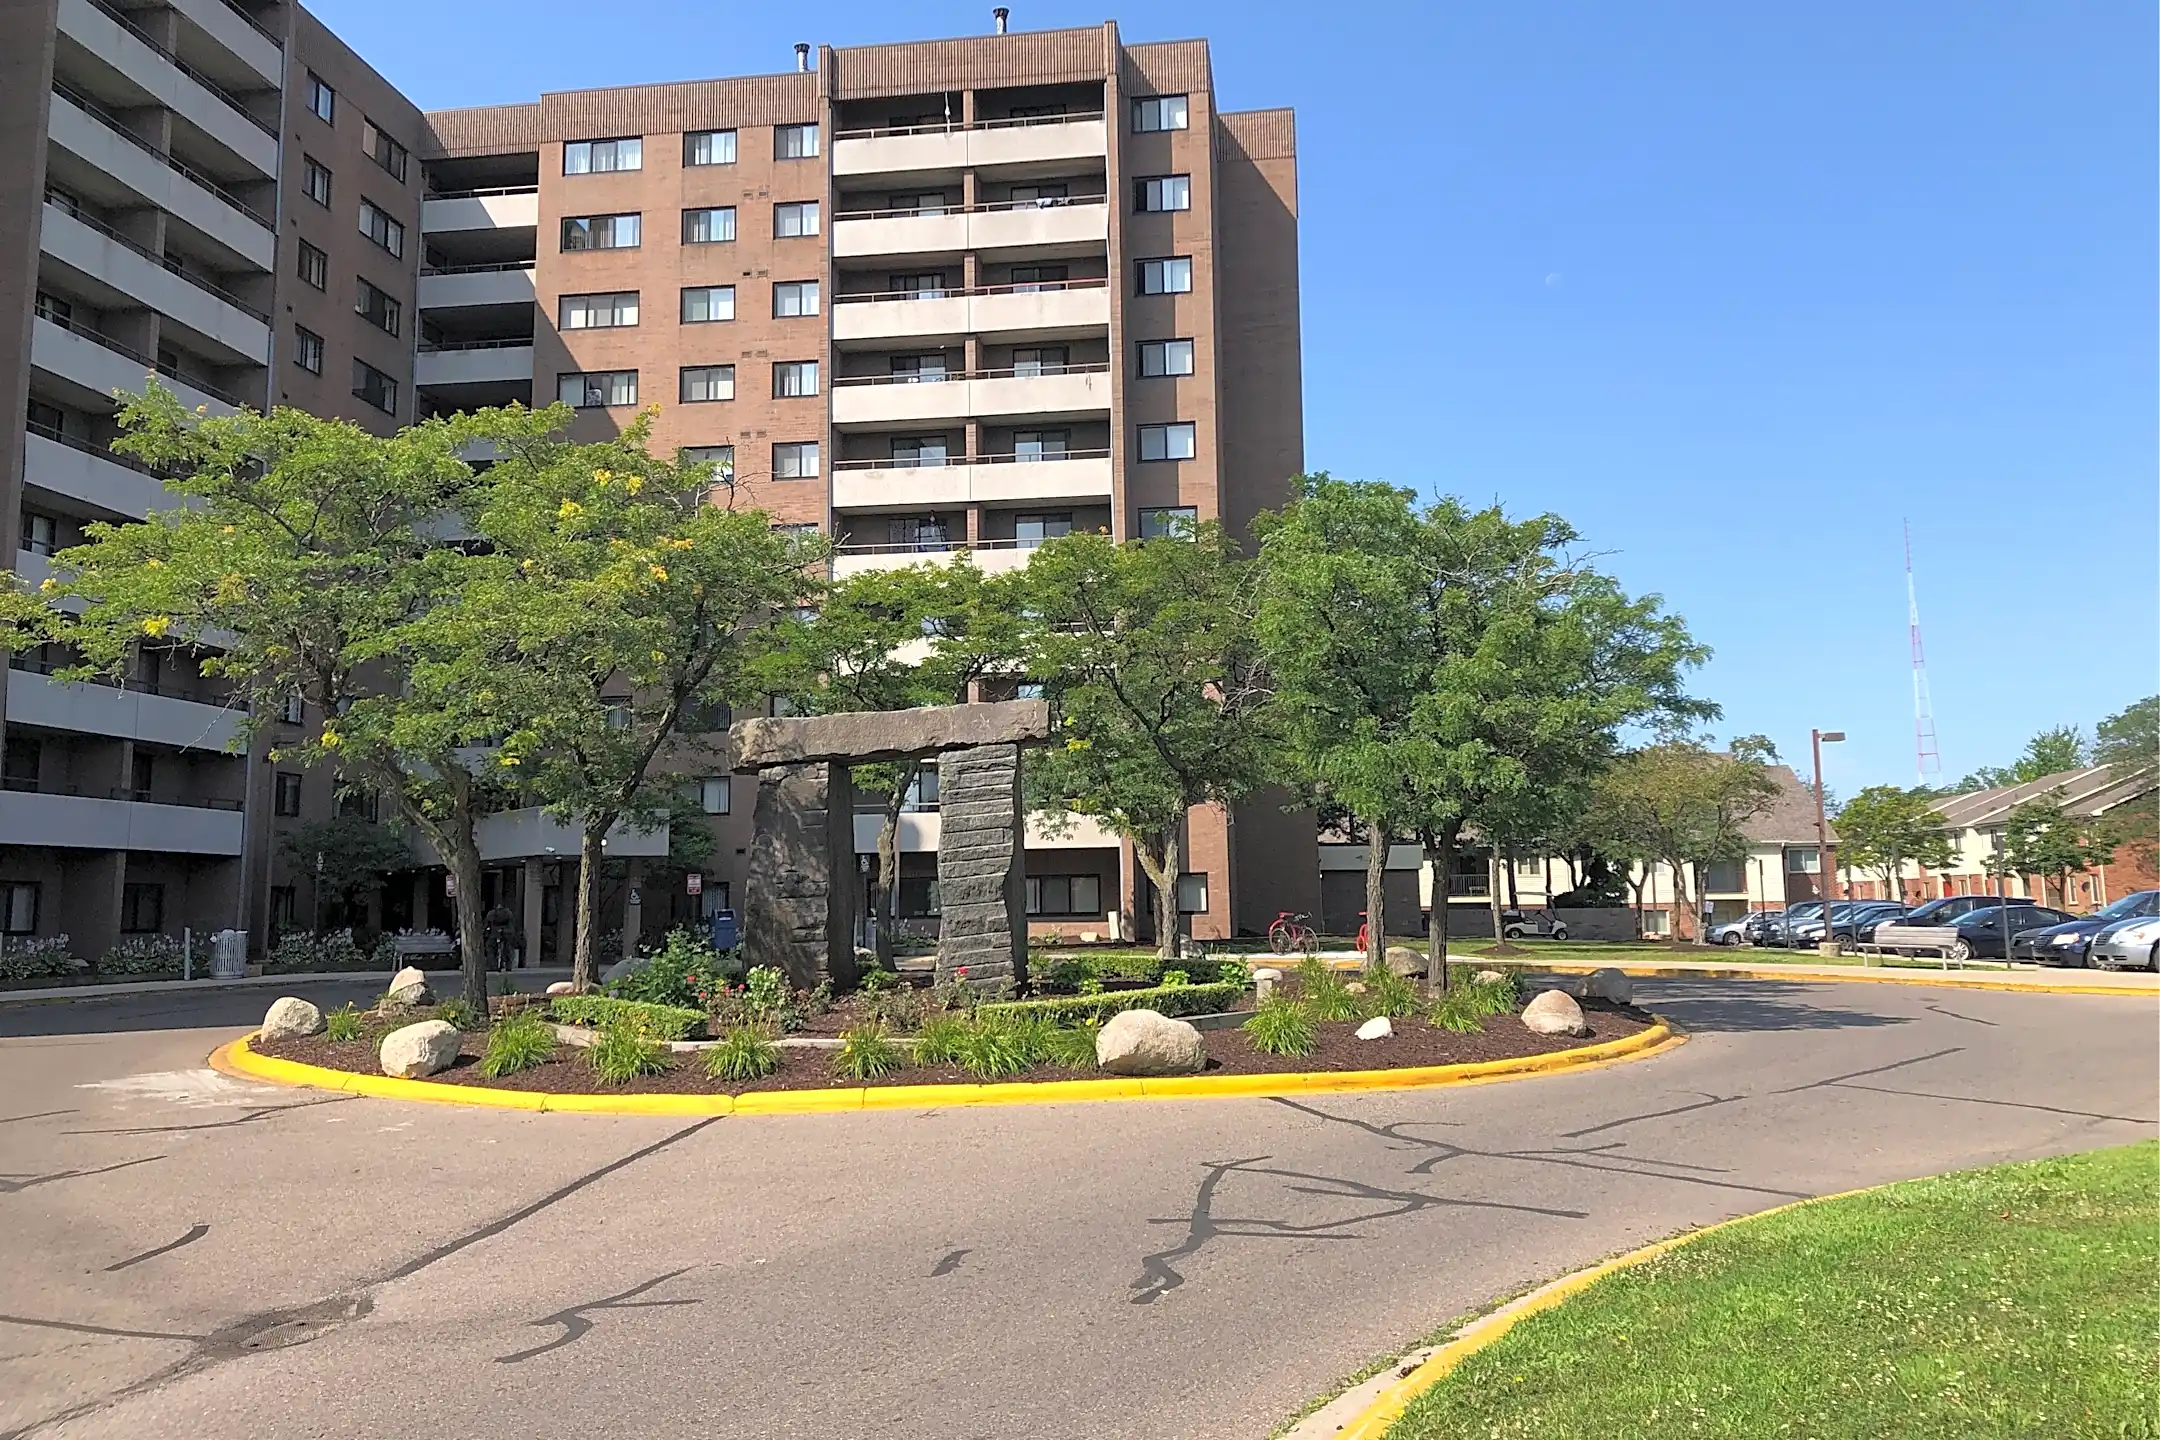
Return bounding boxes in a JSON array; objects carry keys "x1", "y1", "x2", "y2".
[{"x1": 0, "y1": 967, "x2": 574, "y2": 1007}]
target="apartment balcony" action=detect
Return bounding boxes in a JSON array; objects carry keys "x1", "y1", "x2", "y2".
[
  {"x1": 422, "y1": 188, "x2": 541, "y2": 236},
  {"x1": 24, "y1": 428, "x2": 174, "y2": 520},
  {"x1": 851, "y1": 810, "x2": 1120, "y2": 854},
  {"x1": 832, "y1": 114, "x2": 1108, "y2": 179},
  {"x1": 55, "y1": 0, "x2": 279, "y2": 180},
  {"x1": 418, "y1": 262, "x2": 538, "y2": 314},
  {"x1": 31, "y1": 314, "x2": 241, "y2": 416},
  {"x1": 8, "y1": 667, "x2": 246, "y2": 752},
  {"x1": 413, "y1": 339, "x2": 535, "y2": 389},
  {"x1": 0, "y1": 788, "x2": 243, "y2": 855},
  {"x1": 832, "y1": 280, "x2": 1109, "y2": 346},
  {"x1": 832, "y1": 452, "x2": 1113, "y2": 510},
  {"x1": 832, "y1": 198, "x2": 1109, "y2": 262},
  {"x1": 831, "y1": 365, "x2": 1109, "y2": 429},
  {"x1": 830, "y1": 537, "x2": 1055, "y2": 580},
  {"x1": 41, "y1": 203, "x2": 270, "y2": 366},
  {"x1": 461, "y1": 809, "x2": 669, "y2": 865},
  {"x1": 47, "y1": 86, "x2": 275, "y2": 271},
  {"x1": 165, "y1": 0, "x2": 283, "y2": 89}
]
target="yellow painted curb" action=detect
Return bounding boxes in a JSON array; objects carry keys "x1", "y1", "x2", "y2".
[
  {"x1": 210, "y1": 1018, "x2": 1681, "y2": 1117},
  {"x1": 1329, "y1": 1181, "x2": 1889, "y2": 1440},
  {"x1": 1528, "y1": 961, "x2": 2158, "y2": 997}
]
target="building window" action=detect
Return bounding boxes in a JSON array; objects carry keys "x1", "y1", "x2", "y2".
[
  {"x1": 1014, "y1": 513, "x2": 1073, "y2": 548},
  {"x1": 1134, "y1": 175, "x2": 1192, "y2": 212},
  {"x1": 772, "y1": 361, "x2": 818, "y2": 398},
  {"x1": 296, "y1": 240, "x2": 327, "y2": 289},
  {"x1": 1787, "y1": 847, "x2": 1821, "y2": 875},
  {"x1": 772, "y1": 442, "x2": 819, "y2": 479},
  {"x1": 302, "y1": 157, "x2": 331, "y2": 207},
  {"x1": 120, "y1": 883, "x2": 164, "y2": 934},
  {"x1": 293, "y1": 326, "x2": 324, "y2": 374},
  {"x1": 700, "y1": 776, "x2": 731, "y2": 815},
  {"x1": 357, "y1": 199, "x2": 404, "y2": 258},
  {"x1": 1014, "y1": 429, "x2": 1068, "y2": 462},
  {"x1": 362, "y1": 118, "x2": 408, "y2": 181},
  {"x1": 890, "y1": 436, "x2": 948, "y2": 467},
  {"x1": 898, "y1": 876, "x2": 940, "y2": 918},
  {"x1": 889, "y1": 272, "x2": 946, "y2": 299},
  {"x1": 1139, "y1": 338, "x2": 1195, "y2": 377},
  {"x1": 1010, "y1": 263, "x2": 1068, "y2": 293},
  {"x1": 774, "y1": 201, "x2": 820, "y2": 237},
  {"x1": 772, "y1": 522, "x2": 819, "y2": 539},
  {"x1": 557, "y1": 370, "x2": 638, "y2": 408},
  {"x1": 1176, "y1": 873, "x2": 1209, "y2": 914},
  {"x1": 0, "y1": 880, "x2": 37, "y2": 934},
  {"x1": 563, "y1": 136, "x2": 641, "y2": 174},
  {"x1": 1139, "y1": 506, "x2": 1198, "y2": 539},
  {"x1": 559, "y1": 291, "x2": 640, "y2": 330},
  {"x1": 680, "y1": 285, "x2": 734, "y2": 323},
  {"x1": 561, "y1": 213, "x2": 641, "y2": 251},
  {"x1": 1012, "y1": 346, "x2": 1068, "y2": 378},
  {"x1": 33, "y1": 292, "x2": 72, "y2": 327},
  {"x1": 1026, "y1": 873, "x2": 1103, "y2": 916},
  {"x1": 351, "y1": 359, "x2": 398, "y2": 414},
  {"x1": 681, "y1": 207, "x2": 736, "y2": 244},
  {"x1": 1136, "y1": 257, "x2": 1193, "y2": 294},
  {"x1": 775, "y1": 123, "x2": 819, "y2": 160},
  {"x1": 3, "y1": 736, "x2": 41, "y2": 791},
  {"x1": 1132, "y1": 94, "x2": 1190, "y2": 132},
  {"x1": 685, "y1": 129, "x2": 737, "y2": 166},
  {"x1": 274, "y1": 772, "x2": 304, "y2": 817},
  {"x1": 890, "y1": 353, "x2": 949, "y2": 383},
  {"x1": 680, "y1": 365, "x2": 734, "y2": 403},
  {"x1": 1137, "y1": 422, "x2": 1196, "y2": 462},
  {"x1": 681, "y1": 445, "x2": 734, "y2": 477},
  {"x1": 305, "y1": 72, "x2": 334, "y2": 123},
  {"x1": 1703, "y1": 860, "x2": 1745, "y2": 894},
  {"x1": 280, "y1": 692, "x2": 306, "y2": 724},
  {"x1": 21, "y1": 511, "x2": 58, "y2": 556},
  {"x1": 271, "y1": 886, "x2": 297, "y2": 932},
  {"x1": 773, "y1": 281, "x2": 820, "y2": 317},
  {"x1": 45, "y1": 182, "x2": 82, "y2": 217},
  {"x1": 355, "y1": 277, "x2": 401, "y2": 336}
]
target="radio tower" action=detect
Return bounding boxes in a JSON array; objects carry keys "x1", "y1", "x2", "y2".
[{"x1": 1905, "y1": 520, "x2": 1941, "y2": 785}]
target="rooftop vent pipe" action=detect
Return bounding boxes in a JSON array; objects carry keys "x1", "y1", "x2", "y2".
[
  {"x1": 794, "y1": 42, "x2": 810, "y2": 71},
  {"x1": 993, "y1": 7, "x2": 1009, "y2": 33}
]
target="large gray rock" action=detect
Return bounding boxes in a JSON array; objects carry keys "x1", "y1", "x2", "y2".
[
  {"x1": 545, "y1": 981, "x2": 575, "y2": 996},
  {"x1": 260, "y1": 996, "x2": 324, "y2": 1041},
  {"x1": 1385, "y1": 945, "x2": 1423, "y2": 975},
  {"x1": 600, "y1": 952, "x2": 649, "y2": 985},
  {"x1": 1095, "y1": 1009, "x2": 1206, "y2": 1076},
  {"x1": 385, "y1": 966, "x2": 432, "y2": 1005},
  {"x1": 742, "y1": 761, "x2": 858, "y2": 993},
  {"x1": 1580, "y1": 967, "x2": 1634, "y2": 1005},
  {"x1": 1354, "y1": 1015, "x2": 1393, "y2": 1040},
  {"x1": 1474, "y1": 969, "x2": 1508, "y2": 987},
  {"x1": 934, "y1": 743, "x2": 1026, "y2": 989},
  {"x1": 378, "y1": 1019, "x2": 461, "y2": 1078},
  {"x1": 730, "y1": 699, "x2": 1050, "y2": 770},
  {"x1": 1521, "y1": 988, "x2": 1590, "y2": 1037}
]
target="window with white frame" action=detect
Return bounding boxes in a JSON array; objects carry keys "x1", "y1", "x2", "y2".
[
  {"x1": 1139, "y1": 338, "x2": 1194, "y2": 376},
  {"x1": 293, "y1": 326, "x2": 324, "y2": 374},
  {"x1": 774, "y1": 201, "x2": 819, "y2": 237},
  {"x1": 357, "y1": 199, "x2": 403, "y2": 257},
  {"x1": 561, "y1": 213, "x2": 640, "y2": 251},
  {"x1": 564, "y1": 136, "x2": 641, "y2": 174},
  {"x1": 1011, "y1": 346, "x2": 1068, "y2": 377},
  {"x1": 772, "y1": 360, "x2": 818, "y2": 397},
  {"x1": 296, "y1": 240, "x2": 327, "y2": 289},
  {"x1": 1139, "y1": 506, "x2": 1197, "y2": 539},
  {"x1": 680, "y1": 285, "x2": 735, "y2": 323},
  {"x1": 772, "y1": 281, "x2": 819, "y2": 317},
  {"x1": 305, "y1": 72, "x2": 334, "y2": 122},
  {"x1": 560, "y1": 291, "x2": 640, "y2": 330},
  {"x1": 772, "y1": 441, "x2": 819, "y2": 479},
  {"x1": 775, "y1": 123, "x2": 819, "y2": 159},
  {"x1": 21, "y1": 511, "x2": 58, "y2": 556},
  {"x1": 681, "y1": 207, "x2": 736, "y2": 244},
  {"x1": 1014, "y1": 513, "x2": 1073, "y2": 548},
  {"x1": 1014, "y1": 429, "x2": 1068, "y2": 462},
  {"x1": 1787, "y1": 847, "x2": 1821, "y2": 874},
  {"x1": 699, "y1": 776, "x2": 731, "y2": 814},
  {"x1": 679, "y1": 365, "x2": 734, "y2": 403},
  {"x1": 684, "y1": 129, "x2": 737, "y2": 166},
  {"x1": 302, "y1": 157, "x2": 331, "y2": 206},
  {"x1": 1134, "y1": 175, "x2": 1191, "y2": 212},
  {"x1": 1, "y1": 881, "x2": 38, "y2": 935},
  {"x1": 1136, "y1": 256, "x2": 1192, "y2": 294},
  {"x1": 1137, "y1": 422, "x2": 1196, "y2": 462},
  {"x1": 890, "y1": 436, "x2": 948, "y2": 467},
  {"x1": 1132, "y1": 94, "x2": 1189, "y2": 132},
  {"x1": 558, "y1": 370, "x2": 638, "y2": 408}
]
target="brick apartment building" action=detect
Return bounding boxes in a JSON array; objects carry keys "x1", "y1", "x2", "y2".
[{"x1": 0, "y1": 4, "x2": 1315, "y2": 966}]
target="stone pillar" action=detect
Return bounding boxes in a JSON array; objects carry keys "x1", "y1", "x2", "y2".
[
  {"x1": 743, "y1": 762, "x2": 857, "y2": 992},
  {"x1": 521, "y1": 858, "x2": 543, "y2": 969},
  {"x1": 935, "y1": 743, "x2": 1026, "y2": 989}
]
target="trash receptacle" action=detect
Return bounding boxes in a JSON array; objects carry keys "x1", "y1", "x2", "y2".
[
  {"x1": 709, "y1": 910, "x2": 738, "y2": 952},
  {"x1": 209, "y1": 929, "x2": 248, "y2": 979}
]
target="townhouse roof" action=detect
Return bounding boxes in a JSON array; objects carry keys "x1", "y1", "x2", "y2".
[
  {"x1": 1933, "y1": 763, "x2": 2158, "y2": 830},
  {"x1": 1740, "y1": 765, "x2": 1832, "y2": 846}
]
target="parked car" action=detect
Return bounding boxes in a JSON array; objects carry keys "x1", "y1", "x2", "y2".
[
  {"x1": 2010, "y1": 890, "x2": 2160, "y2": 967},
  {"x1": 2086, "y1": 913, "x2": 2160, "y2": 972},
  {"x1": 1936, "y1": 904, "x2": 2077, "y2": 961},
  {"x1": 1788, "y1": 901, "x2": 1909, "y2": 950},
  {"x1": 1759, "y1": 901, "x2": 1826, "y2": 948},
  {"x1": 1707, "y1": 911, "x2": 1782, "y2": 946}
]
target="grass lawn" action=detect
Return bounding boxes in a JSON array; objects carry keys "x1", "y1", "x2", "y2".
[{"x1": 1390, "y1": 1142, "x2": 2160, "y2": 1440}]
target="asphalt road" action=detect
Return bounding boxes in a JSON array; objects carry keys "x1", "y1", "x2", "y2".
[{"x1": 0, "y1": 977, "x2": 2153, "y2": 1439}]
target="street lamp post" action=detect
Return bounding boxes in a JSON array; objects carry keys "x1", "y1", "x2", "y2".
[{"x1": 1812, "y1": 729, "x2": 1845, "y2": 957}]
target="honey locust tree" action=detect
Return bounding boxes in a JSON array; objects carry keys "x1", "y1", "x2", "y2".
[
  {"x1": 1834, "y1": 785, "x2": 1957, "y2": 904},
  {"x1": 1583, "y1": 733, "x2": 1781, "y2": 944}
]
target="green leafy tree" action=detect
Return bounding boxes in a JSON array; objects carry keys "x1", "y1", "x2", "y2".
[
  {"x1": 2001, "y1": 791, "x2": 2116, "y2": 909},
  {"x1": 2094, "y1": 696, "x2": 2157, "y2": 771},
  {"x1": 277, "y1": 814, "x2": 413, "y2": 934},
  {"x1": 1834, "y1": 785, "x2": 1957, "y2": 904},
  {"x1": 1022, "y1": 524, "x2": 1275, "y2": 960},
  {"x1": 1958, "y1": 725, "x2": 2089, "y2": 791},
  {"x1": 1583, "y1": 734, "x2": 1781, "y2": 944}
]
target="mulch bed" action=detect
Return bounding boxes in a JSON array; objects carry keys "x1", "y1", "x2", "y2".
[{"x1": 252, "y1": 1001, "x2": 1655, "y2": 1097}]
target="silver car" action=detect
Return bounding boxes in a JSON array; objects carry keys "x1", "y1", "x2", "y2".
[{"x1": 2086, "y1": 915, "x2": 2160, "y2": 972}]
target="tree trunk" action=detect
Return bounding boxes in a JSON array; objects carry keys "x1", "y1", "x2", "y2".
[
  {"x1": 1425, "y1": 824, "x2": 1459, "y2": 990},
  {"x1": 1506, "y1": 850, "x2": 1519, "y2": 908},
  {"x1": 1667, "y1": 857, "x2": 1694, "y2": 946},
  {"x1": 871, "y1": 760, "x2": 916, "y2": 968},
  {"x1": 1133, "y1": 829, "x2": 1181, "y2": 962},
  {"x1": 1363, "y1": 822, "x2": 1387, "y2": 973},
  {"x1": 1486, "y1": 847, "x2": 1514, "y2": 954},
  {"x1": 571, "y1": 822, "x2": 605, "y2": 993},
  {"x1": 1627, "y1": 864, "x2": 1646, "y2": 937}
]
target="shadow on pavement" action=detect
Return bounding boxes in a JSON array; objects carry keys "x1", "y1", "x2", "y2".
[{"x1": 1614, "y1": 977, "x2": 1914, "y2": 1034}]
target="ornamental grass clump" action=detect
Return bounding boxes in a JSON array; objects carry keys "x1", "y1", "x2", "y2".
[
  {"x1": 1428, "y1": 985, "x2": 1487, "y2": 1034},
  {"x1": 1298, "y1": 957, "x2": 1357, "y2": 1022},
  {"x1": 1041, "y1": 1021, "x2": 1101, "y2": 1069},
  {"x1": 1243, "y1": 995, "x2": 1319, "y2": 1057},
  {"x1": 477, "y1": 1009, "x2": 556, "y2": 1078},
  {"x1": 955, "y1": 1019, "x2": 1032, "y2": 1079},
  {"x1": 324, "y1": 1003, "x2": 365, "y2": 1042},
  {"x1": 586, "y1": 1020, "x2": 669, "y2": 1085},
  {"x1": 704, "y1": 1025, "x2": 780, "y2": 1083},
  {"x1": 1363, "y1": 965, "x2": 1420, "y2": 1019},
  {"x1": 911, "y1": 1012, "x2": 969, "y2": 1066},
  {"x1": 831, "y1": 1022, "x2": 903, "y2": 1081}
]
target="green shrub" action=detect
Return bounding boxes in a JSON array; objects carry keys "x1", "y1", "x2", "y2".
[
  {"x1": 1042, "y1": 1022, "x2": 1101, "y2": 1069},
  {"x1": 1160, "y1": 968, "x2": 1191, "y2": 987},
  {"x1": 1363, "y1": 966, "x2": 1420, "y2": 1019},
  {"x1": 980, "y1": 979, "x2": 1244, "y2": 1027},
  {"x1": 1244, "y1": 996, "x2": 1319, "y2": 1057},
  {"x1": 586, "y1": 1022, "x2": 669, "y2": 1085},
  {"x1": 1077, "y1": 976, "x2": 1106, "y2": 996},
  {"x1": 477, "y1": 1010, "x2": 556, "y2": 1078},
  {"x1": 911, "y1": 1012, "x2": 970, "y2": 1066},
  {"x1": 1298, "y1": 958, "x2": 1357, "y2": 1022},
  {"x1": 1040, "y1": 957, "x2": 1091, "y2": 993},
  {"x1": 550, "y1": 995, "x2": 705, "y2": 1041},
  {"x1": 1428, "y1": 986, "x2": 1487, "y2": 1033},
  {"x1": 608, "y1": 927, "x2": 734, "y2": 1009},
  {"x1": 743, "y1": 965, "x2": 789, "y2": 1019},
  {"x1": 859, "y1": 982, "x2": 929, "y2": 1032},
  {"x1": 831, "y1": 1023, "x2": 903, "y2": 1081},
  {"x1": 1213, "y1": 957, "x2": 1250, "y2": 987},
  {"x1": 0, "y1": 934, "x2": 80, "y2": 983},
  {"x1": 1466, "y1": 972, "x2": 1519, "y2": 1013},
  {"x1": 433, "y1": 997, "x2": 484, "y2": 1031},
  {"x1": 704, "y1": 1025, "x2": 780, "y2": 1083},
  {"x1": 324, "y1": 1003, "x2": 365, "y2": 1042},
  {"x1": 99, "y1": 933, "x2": 182, "y2": 977}
]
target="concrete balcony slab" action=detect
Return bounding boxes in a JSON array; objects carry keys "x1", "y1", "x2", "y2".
[
  {"x1": 832, "y1": 455, "x2": 1112, "y2": 510},
  {"x1": 8, "y1": 669, "x2": 246, "y2": 752},
  {"x1": 0, "y1": 789, "x2": 243, "y2": 855},
  {"x1": 41, "y1": 204, "x2": 270, "y2": 365},
  {"x1": 831, "y1": 368, "x2": 1109, "y2": 428}
]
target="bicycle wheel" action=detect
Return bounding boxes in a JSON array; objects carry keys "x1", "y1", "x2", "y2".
[
  {"x1": 1269, "y1": 924, "x2": 1293, "y2": 956},
  {"x1": 1296, "y1": 925, "x2": 1318, "y2": 957}
]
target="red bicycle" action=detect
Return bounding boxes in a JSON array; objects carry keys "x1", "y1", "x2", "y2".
[{"x1": 1268, "y1": 910, "x2": 1318, "y2": 956}]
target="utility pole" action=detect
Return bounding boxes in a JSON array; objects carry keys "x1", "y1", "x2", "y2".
[{"x1": 1812, "y1": 728, "x2": 1845, "y2": 956}]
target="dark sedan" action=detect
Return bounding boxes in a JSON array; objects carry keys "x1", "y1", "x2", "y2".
[
  {"x1": 2010, "y1": 890, "x2": 2160, "y2": 967},
  {"x1": 1942, "y1": 904, "x2": 2078, "y2": 961},
  {"x1": 1857, "y1": 893, "x2": 2025, "y2": 944},
  {"x1": 1788, "y1": 901, "x2": 1910, "y2": 950}
]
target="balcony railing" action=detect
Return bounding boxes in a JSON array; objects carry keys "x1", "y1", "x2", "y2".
[
  {"x1": 419, "y1": 260, "x2": 538, "y2": 276},
  {"x1": 45, "y1": 201, "x2": 270, "y2": 321},
  {"x1": 25, "y1": 416, "x2": 176, "y2": 479},
  {"x1": 53, "y1": 83, "x2": 273, "y2": 229},
  {"x1": 0, "y1": 775, "x2": 240, "y2": 809},
  {"x1": 834, "y1": 111, "x2": 1106, "y2": 141},
  {"x1": 833, "y1": 277, "x2": 1108, "y2": 307},
  {"x1": 833, "y1": 537, "x2": 1051, "y2": 558},
  {"x1": 416, "y1": 336, "x2": 535, "y2": 353},
  {"x1": 832, "y1": 361, "x2": 1110, "y2": 388},
  {"x1": 1444, "y1": 875, "x2": 1492, "y2": 897},
  {"x1": 86, "y1": 0, "x2": 278, "y2": 136},
  {"x1": 835, "y1": 195, "x2": 1105, "y2": 222},
  {"x1": 423, "y1": 184, "x2": 540, "y2": 201},
  {"x1": 36, "y1": 307, "x2": 244, "y2": 405},
  {"x1": 216, "y1": 0, "x2": 282, "y2": 45},
  {"x1": 831, "y1": 447, "x2": 1112, "y2": 471}
]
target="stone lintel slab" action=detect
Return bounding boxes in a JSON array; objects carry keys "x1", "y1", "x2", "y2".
[{"x1": 730, "y1": 700, "x2": 1050, "y2": 771}]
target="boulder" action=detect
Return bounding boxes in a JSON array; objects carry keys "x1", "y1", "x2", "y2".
[
  {"x1": 1344, "y1": 980, "x2": 1367, "y2": 996},
  {"x1": 259, "y1": 996, "x2": 324, "y2": 1042},
  {"x1": 384, "y1": 966, "x2": 432, "y2": 1005},
  {"x1": 1354, "y1": 1015, "x2": 1393, "y2": 1041},
  {"x1": 1385, "y1": 945, "x2": 1424, "y2": 975},
  {"x1": 600, "y1": 953, "x2": 649, "y2": 985},
  {"x1": 1581, "y1": 967, "x2": 1634, "y2": 1005},
  {"x1": 1521, "y1": 989, "x2": 1590, "y2": 1038},
  {"x1": 545, "y1": 981, "x2": 575, "y2": 996},
  {"x1": 1474, "y1": 969, "x2": 1508, "y2": 987},
  {"x1": 1094, "y1": 1009, "x2": 1207, "y2": 1076},
  {"x1": 379, "y1": 1019, "x2": 461, "y2": 1078}
]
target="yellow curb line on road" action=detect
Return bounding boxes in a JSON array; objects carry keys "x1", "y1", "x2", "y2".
[
  {"x1": 1526, "y1": 962, "x2": 2157, "y2": 998},
  {"x1": 208, "y1": 1019, "x2": 1682, "y2": 1116},
  {"x1": 1329, "y1": 1180, "x2": 1885, "y2": 1440}
]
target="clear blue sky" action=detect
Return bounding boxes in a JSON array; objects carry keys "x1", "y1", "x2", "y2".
[{"x1": 319, "y1": 0, "x2": 2159, "y2": 795}]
